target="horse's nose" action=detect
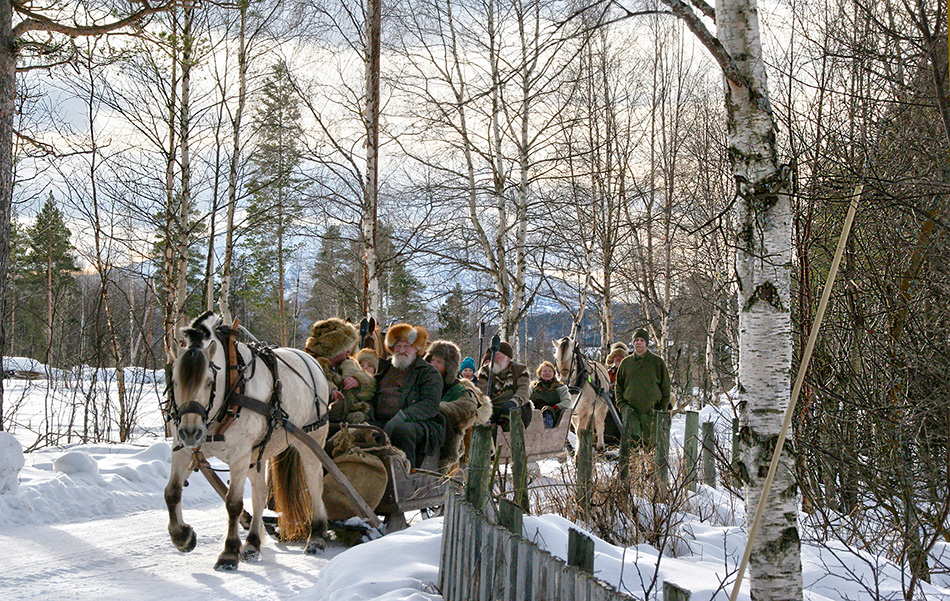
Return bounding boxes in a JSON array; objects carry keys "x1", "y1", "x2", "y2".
[{"x1": 177, "y1": 425, "x2": 204, "y2": 448}]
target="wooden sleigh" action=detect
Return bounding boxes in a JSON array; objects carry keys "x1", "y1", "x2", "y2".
[{"x1": 203, "y1": 407, "x2": 575, "y2": 537}]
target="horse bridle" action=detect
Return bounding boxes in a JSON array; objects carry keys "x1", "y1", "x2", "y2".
[{"x1": 166, "y1": 351, "x2": 223, "y2": 430}]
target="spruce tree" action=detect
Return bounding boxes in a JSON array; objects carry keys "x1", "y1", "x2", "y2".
[
  {"x1": 239, "y1": 60, "x2": 306, "y2": 343},
  {"x1": 437, "y1": 284, "x2": 469, "y2": 341},
  {"x1": 24, "y1": 193, "x2": 79, "y2": 362}
]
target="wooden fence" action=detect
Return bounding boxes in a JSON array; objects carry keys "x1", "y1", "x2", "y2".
[{"x1": 438, "y1": 487, "x2": 629, "y2": 601}]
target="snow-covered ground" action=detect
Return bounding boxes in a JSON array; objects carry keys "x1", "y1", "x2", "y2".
[{"x1": 1, "y1": 374, "x2": 949, "y2": 600}]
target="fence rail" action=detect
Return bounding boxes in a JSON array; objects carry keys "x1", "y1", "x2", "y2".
[{"x1": 439, "y1": 488, "x2": 629, "y2": 601}]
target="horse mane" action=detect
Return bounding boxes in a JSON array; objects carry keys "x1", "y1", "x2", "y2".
[
  {"x1": 177, "y1": 347, "x2": 209, "y2": 391},
  {"x1": 177, "y1": 311, "x2": 221, "y2": 389},
  {"x1": 556, "y1": 337, "x2": 573, "y2": 359}
]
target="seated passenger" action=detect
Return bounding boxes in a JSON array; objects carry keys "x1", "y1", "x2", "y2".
[
  {"x1": 304, "y1": 318, "x2": 376, "y2": 423},
  {"x1": 425, "y1": 341, "x2": 491, "y2": 473},
  {"x1": 530, "y1": 361, "x2": 572, "y2": 428},
  {"x1": 356, "y1": 347, "x2": 380, "y2": 376},
  {"x1": 459, "y1": 356, "x2": 478, "y2": 384},
  {"x1": 477, "y1": 341, "x2": 532, "y2": 429},
  {"x1": 372, "y1": 323, "x2": 446, "y2": 468}
]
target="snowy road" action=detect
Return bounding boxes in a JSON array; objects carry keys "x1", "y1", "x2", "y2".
[{"x1": 0, "y1": 501, "x2": 346, "y2": 601}]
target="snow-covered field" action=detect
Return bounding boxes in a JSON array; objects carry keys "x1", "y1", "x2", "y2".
[{"x1": 1, "y1": 369, "x2": 949, "y2": 600}]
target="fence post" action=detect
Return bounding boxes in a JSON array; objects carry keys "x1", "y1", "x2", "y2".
[
  {"x1": 664, "y1": 581, "x2": 692, "y2": 600},
  {"x1": 576, "y1": 427, "x2": 594, "y2": 512},
  {"x1": 498, "y1": 497, "x2": 523, "y2": 536},
  {"x1": 654, "y1": 410, "x2": 671, "y2": 488},
  {"x1": 568, "y1": 528, "x2": 595, "y2": 574},
  {"x1": 509, "y1": 406, "x2": 529, "y2": 512},
  {"x1": 466, "y1": 425, "x2": 494, "y2": 511},
  {"x1": 702, "y1": 421, "x2": 716, "y2": 488},
  {"x1": 684, "y1": 411, "x2": 699, "y2": 492}
]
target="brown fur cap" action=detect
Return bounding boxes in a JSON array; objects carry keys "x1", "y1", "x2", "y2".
[
  {"x1": 385, "y1": 323, "x2": 429, "y2": 353},
  {"x1": 606, "y1": 342, "x2": 629, "y2": 364},
  {"x1": 425, "y1": 340, "x2": 461, "y2": 384},
  {"x1": 355, "y1": 348, "x2": 379, "y2": 371},
  {"x1": 305, "y1": 318, "x2": 358, "y2": 359}
]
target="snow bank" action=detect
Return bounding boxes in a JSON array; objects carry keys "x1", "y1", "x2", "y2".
[
  {"x1": 53, "y1": 450, "x2": 99, "y2": 475},
  {"x1": 0, "y1": 440, "x2": 219, "y2": 527},
  {"x1": 303, "y1": 518, "x2": 444, "y2": 600},
  {"x1": 0, "y1": 431, "x2": 25, "y2": 494}
]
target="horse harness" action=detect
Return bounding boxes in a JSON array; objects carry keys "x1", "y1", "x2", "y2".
[
  {"x1": 565, "y1": 346, "x2": 610, "y2": 401},
  {"x1": 166, "y1": 324, "x2": 328, "y2": 470}
]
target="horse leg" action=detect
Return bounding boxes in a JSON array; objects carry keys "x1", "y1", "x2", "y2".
[
  {"x1": 214, "y1": 460, "x2": 250, "y2": 571},
  {"x1": 299, "y1": 429, "x2": 329, "y2": 555},
  {"x1": 594, "y1": 399, "x2": 609, "y2": 451},
  {"x1": 242, "y1": 465, "x2": 266, "y2": 561},
  {"x1": 165, "y1": 447, "x2": 197, "y2": 552},
  {"x1": 572, "y1": 396, "x2": 594, "y2": 459}
]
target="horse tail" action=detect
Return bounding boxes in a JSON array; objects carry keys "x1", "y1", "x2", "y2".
[{"x1": 269, "y1": 447, "x2": 312, "y2": 542}]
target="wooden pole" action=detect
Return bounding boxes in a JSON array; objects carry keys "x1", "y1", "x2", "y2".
[
  {"x1": 702, "y1": 421, "x2": 716, "y2": 488},
  {"x1": 568, "y1": 528, "x2": 595, "y2": 574},
  {"x1": 684, "y1": 411, "x2": 699, "y2": 492},
  {"x1": 509, "y1": 406, "x2": 529, "y2": 512},
  {"x1": 576, "y1": 427, "x2": 594, "y2": 512},
  {"x1": 654, "y1": 410, "x2": 671, "y2": 488},
  {"x1": 465, "y1": 425, "x2": 494, "y2": 511},
  {"x1": 498, "y1": 498, "x2": 523, "y2": 536}
]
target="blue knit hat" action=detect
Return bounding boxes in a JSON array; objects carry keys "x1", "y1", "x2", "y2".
[{"x1": 459, "y1": 356, "x2": 476, "y2": 373}]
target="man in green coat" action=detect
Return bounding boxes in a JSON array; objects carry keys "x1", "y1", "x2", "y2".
[{"x1": 615, "y1": 328, "x2": 671, "y2": 477}]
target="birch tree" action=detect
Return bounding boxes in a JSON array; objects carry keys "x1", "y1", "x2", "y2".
[
  {"x1": 599, "y1": 0, "x2": 803, "y2": 596},
  {"x1": 0, "y1": 0, "x2": 174, "y2": 429}
]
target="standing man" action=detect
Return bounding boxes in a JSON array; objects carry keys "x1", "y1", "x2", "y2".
[
  {"x1": 477, "y1": 341, "x2": 531, "y2": 428},
  {"x1": 372, "y1": 323, "x2": 446, "y2": 468},
  {"x1": 615, "y1": 328, "x2": 671, "y2": 477}
]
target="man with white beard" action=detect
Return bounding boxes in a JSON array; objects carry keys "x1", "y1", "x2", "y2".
[
  {"x1": 371, "y1": 323, "x2": 446, "y2": 468},
  {"x1": 476, "y1": 341, "x2": 531, "y2": 429}
]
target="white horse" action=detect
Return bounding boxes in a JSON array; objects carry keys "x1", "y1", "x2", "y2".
[
  {"x1": 553, "y1": 336, "x2": 612, "y2": 452},
  {"x1": 165, "y1": 312, "x2": 330, "y2": 571}
]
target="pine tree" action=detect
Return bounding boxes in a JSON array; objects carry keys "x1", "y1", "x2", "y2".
[
  {"x1": 307, "y1": 225, "x2": 363, "y2": 321},
  {"x1": 437, "y1": 284, "x2": 470, "y2": 341},
  {"x1": 387, "y1": 260, "x2": 426, "y2": 325},
  {"x1": 240, "y1": 60, "x2": 306, "y2": 343},
  {"x1": 24, "y1": 193, "x2": 79, "y2": 361}
]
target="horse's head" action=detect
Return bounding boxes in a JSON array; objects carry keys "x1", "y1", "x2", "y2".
[
  {"x1": 169, "y1": 312, "x2": 223, "y2": 449},
  {"x1": 553, "y1": 337, "x2": 576, "y2": 381}
]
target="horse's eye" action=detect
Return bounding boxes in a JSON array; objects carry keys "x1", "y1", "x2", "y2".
[{"x1": 206, "y1": 379, "x2": 213, "y2": 388}]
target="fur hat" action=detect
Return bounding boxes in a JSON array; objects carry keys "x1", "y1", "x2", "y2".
[
  {"x1": 385, "y1": 323, "x2": 429, "y2": 353},
  {"x1": 355, "y1": 348, "x2": 379, "y2": 371},
  {"x1": 535, "y1": 360, "x2": 558, "y2": 379},
  {"x1": 606, "y1": 342, "x2": 629, "y2": 364},
  {"x1": 633, "y1": 328, "x2": 650, "y2": 343},
  {"x1": 305, "y1": 318, "x2": 358, "y2": 359},
  {"x1": 425, "y1": 340, "x2": 461, "y2": 384}
]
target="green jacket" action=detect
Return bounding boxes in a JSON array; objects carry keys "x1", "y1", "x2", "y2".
[{"x1": 615, "y1": 350, "x2": 671, "y2": 414}]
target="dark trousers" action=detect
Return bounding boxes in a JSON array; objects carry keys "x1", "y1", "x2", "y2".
[
  {"x1": 385, "y1": 419, "x2": 427, "y2": 468},
  {"x1": 618, "y1": 405, "x2": 654, "y2": 480}
]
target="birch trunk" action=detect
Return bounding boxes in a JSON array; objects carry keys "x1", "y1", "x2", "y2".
[
  {"x1": 717, "y1": 0, "x2": 803, "y2": 597},
  {"x1": 0, "y1": 0, "x2": 11, "y2": 430},
  {"x1": 362, "y1": 0, "x2": 382, "y2": 319},
  {"x1": 176, "y1": 4, "x2": 193, "y2": 331},
  {"x1": 218, "y1": 0, "x2": 248, "y2": 325},
  {"x1": 162, "y1": 9, "x2": 179, "y2": 361}
]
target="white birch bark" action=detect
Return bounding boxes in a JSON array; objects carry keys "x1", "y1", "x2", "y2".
[
  {"x1": 656, "y1": 0, "x2": 803, "y2": 597},
  {"x1": 716, "y1": 2, "x2": 802, "y2": 598},
  {"x1": 217, "y1": 0, "x2": 248, "y2": 325}
]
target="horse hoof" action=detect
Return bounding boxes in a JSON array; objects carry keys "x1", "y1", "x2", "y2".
[
  {"x1": 172, "y1": 527, "x2": 197, "y2": 553},
  {"x1": 242, "y1": 547, "x2": 260, "y2": 561},
  {"x1": 305, "y1": 539, "x2": 326, "y2": 555},
  {"x1": 214, "y1": 558, "x2": 239, "y2": 572}
]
